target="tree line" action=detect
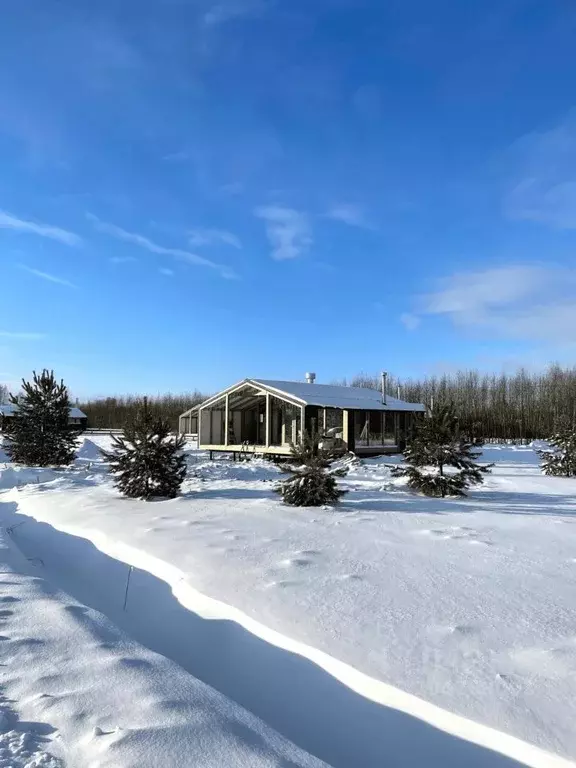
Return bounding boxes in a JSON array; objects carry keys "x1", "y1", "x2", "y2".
[
  {"x1": 345, "y1": 365, "x2": 576, "y2": 440},
  {"x1": 73, "y1": 364, "x2": 576, "y2": 439},
  {"x1": 79, "y1": 392, "x2": 206, "y2": 431}
]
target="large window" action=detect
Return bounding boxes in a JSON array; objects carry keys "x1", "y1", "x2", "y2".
[
  {"x1": 325, "y1": 408, "x2": 343, "y2": 433},
  {"x1": 354, "y1": 412, "x2": 370, "y2": 446},
  {"x1": 269, "y1": 397, "x2": 301, "y2": 445},
  {"x1": 354, "y1": 411, "x2": 398, "y2": 446}
]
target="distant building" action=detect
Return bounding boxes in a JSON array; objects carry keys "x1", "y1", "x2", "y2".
[
  {"x1": 0, "y1": 404, "x2": 88, "y2": 432},
  {"x1": 179, "y1": 375, "x2": 425, "y2": 458}
]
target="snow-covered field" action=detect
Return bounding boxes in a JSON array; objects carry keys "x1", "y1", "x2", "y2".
[{"x1": 1, "y1": 437, "x2": 576, "y2": 767}]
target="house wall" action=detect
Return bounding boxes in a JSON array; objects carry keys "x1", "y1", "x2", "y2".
[
  {"x1": 232, "y1": 411, "x2": 242, "y2": 443},
  {"x1": 200, "y1": 410, "x2": 211, "y2": 443}
]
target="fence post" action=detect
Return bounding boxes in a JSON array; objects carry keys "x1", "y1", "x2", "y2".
[{"x1": 123, "y1": 565, "x2": 134, "y2": 611}]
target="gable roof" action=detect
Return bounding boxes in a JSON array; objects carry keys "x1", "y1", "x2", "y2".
[
  {"x1": 0, "y1": 404, "x2": 87, "y2": 418},
  {"x1": 253, "y1": 379, "x2": 425, "y2": 412},
  {"x1": 188, "y1": 378, "x2": 425, "y2": 413}
]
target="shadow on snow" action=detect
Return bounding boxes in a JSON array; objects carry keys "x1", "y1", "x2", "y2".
[{"x1": 0, "y1": 501, "x2": 527, "y2": 768}]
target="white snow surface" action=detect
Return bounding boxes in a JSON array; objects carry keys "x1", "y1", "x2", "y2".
[
  {"x1": 1, "y1": 439, "x2": 576, "y2": 767},
  {"x1": 0, "y1": 476, "x2": 328, "y2": 765}
]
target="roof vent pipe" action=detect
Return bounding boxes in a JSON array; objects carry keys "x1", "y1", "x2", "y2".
[
  {"x1": 381, "y1": 371, "x2": 388, "y2": 405},
  {"x1": 305, "y1": 372, "x2": 316, "y2": 384}
]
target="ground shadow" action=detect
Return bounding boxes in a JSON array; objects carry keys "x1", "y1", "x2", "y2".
[
  {"x1": 0, "y1": 506, "x2": 532, "y2": 768},
  {"x1": 342, "y1": 487, "x2": 576, "y2": 519},
  {"x1": 184, "y1": 486, "x2": 277, "y2": 501}
]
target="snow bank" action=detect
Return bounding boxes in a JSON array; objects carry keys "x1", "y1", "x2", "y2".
[
  {"x1": 0, "y1": 466, "x2": 61, "y2": 490},
  {"x1": 75, "y1": 438, "x2": 103, "y2": 463},
  {"x1": 0, "y1": 513, "x2": 327, "y2": 768},
  {"x1": 4, "y1": 444, "x2": 576, "y2": 766}
]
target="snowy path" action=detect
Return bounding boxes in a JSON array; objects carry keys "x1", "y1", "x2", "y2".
[
  {"x1": 0, "y1": 498, "x2": 330, "y2": 767},
  {"x1": 2, "y1": 442, "x2": 576, "y2": 766}
]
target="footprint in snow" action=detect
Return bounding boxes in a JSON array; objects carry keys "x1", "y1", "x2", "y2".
[
  {"x1": 428, "y1": 624, "x2": 479, "y2": 640},
  {"x1": 117, "y1": 657, "x2": 153, "y2": 670},
  {"x1": 265, "y1": 579, "x2": 301, "y2": 589},
  {"x1": 418, "y1": 527, "x2": 493, "y2": 546},
  {"x1": 279, "y1": 557, "x2": 312, "y2": 568},
  {"x1": 296, "y1": 549, "x2": 321, "y2": 557}
]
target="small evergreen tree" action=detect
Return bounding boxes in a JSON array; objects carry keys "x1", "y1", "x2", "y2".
[
  {"x1": 6, "y1": 370, "x2": 79, "y2": 466},
  {"x1": 101, "y1": 399, "x2": 187, "y2": 499},
  {"x1": 288, "y1": 429, "x2": 335, "y2": 468},
  {"x1": 276, "y1": 431, "x2": 346, "y2": 507},
  {"x1": 537, "y1": 421, "x2": 576, "y2": 477},
  {"x1": 393, "y1": 404, "x2": 492, "y2": 497}
]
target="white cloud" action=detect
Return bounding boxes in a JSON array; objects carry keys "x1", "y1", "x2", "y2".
[
  {"x1": 203, "y1": 0, "x2": 266, "y2": 27},
  {"x1": 415, "y1": 264, "x2": 576, "y2": 343},
  {"x1": 159, "y1": 267, "x2": 174, "y2": 276},
  {"x1": 88, "y1": 214, "x2": 237, "y2": 279},
  {"x1": 188, "y1": 228, "x2": 242, "y2": 249},
  {"x1": 400, "y1": 312, "x2": 420, "y2": 331},
  {"x1": 163, "y1": 150, "x2": 192, "y2": 163},
  {"x1": 255, "y1": 206, "x2": 312, "y2": 261},
  {"x1": 18, "y1": 264, "x2": 76, "y2": 288},
  {"x1": 0, "y1": 210, "x2": 81, "y2": 246},
  {"x1": 0, "y1": 331, "x2": 46, "y2": 340},
  {"x1": 326, "y1": 204, "x2": 374, "y2": 230},
  {"x1": 504, "y1": 111, "x2": 576, "y2": 228},
  {"x1": 109, "y1": 255, "x2": 137, "y2": 264}
]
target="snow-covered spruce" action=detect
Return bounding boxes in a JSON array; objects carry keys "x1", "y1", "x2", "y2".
[
  {"x1": 101, "y1": 400, "x2": 186, "y2": 500},
  {"x1": 393, "y1": 403, "x2": 492, "y2": 497},
  {"x1": 5, "y1": 370, "x2": 79, "y2": 467},
  {"x1": 277, "y1": 432, "x2": 347, "y2": 506},
  {"x1": 538, "y1": 422, "x2": 576, "y2": 477}
]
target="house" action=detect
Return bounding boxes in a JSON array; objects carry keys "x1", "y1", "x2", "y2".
[
  {"x1": 0, "y1": 404, "x2": 88, "y2": 432},
  {"x1": 179, "y1": 375, "x2": 425, "y2": 457}
]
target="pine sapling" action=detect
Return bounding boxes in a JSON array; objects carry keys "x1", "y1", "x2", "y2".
[
  {"x1": 537, "y1": 421, "x2": 576, "y2": 477},
  {"x1": 276, "y1": 430, "x2": 347, "y2": 507},
  {"x1": 6, "y1": 370, "x2": 79, "y2": 467},
  {"x1": 393, "y1": 404, "x2": 492, "y2": 497},
  {"x1": 101, "y1": 399, "x2": 187, "y2": 500}
]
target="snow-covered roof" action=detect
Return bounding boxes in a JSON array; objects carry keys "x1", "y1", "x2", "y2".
[
  {"x1": 0, "y1": 404, "x2": 87, "y2": 418},
  {"x1": 253, "y1": 380, "x2": 425, "y2": 411}
]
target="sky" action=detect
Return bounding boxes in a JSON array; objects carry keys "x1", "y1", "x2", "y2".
[{"x1": 1, "y1": 0, "x2": 576, "y2": 398}]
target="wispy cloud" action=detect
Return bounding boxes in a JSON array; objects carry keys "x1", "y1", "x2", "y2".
[
  {"x1": 400, "y1": 312, "x2": 420, "y2": 331},
  {"x1": 326, "y1": 204, "x2": 375, "y2": 230},
  {"x1": 159, "y1": 267, "x2": 174, "y2": 276},
  {"x1": 88, "y1": 214, "x2": 237, "y2": 279},
  {"x1": 255, "y1": 206, "x2": 312, "y2": 261},
  {"x1": 188, "y1": 228, "x2": 242, "y2": 249},
  {"x1": 0, "y1": 210, "x2": 81, "y2": 246},
  {"x1": 109, "y1": 255, "x2": 137, "y2": 264},
  {"x1": 163, "y1": 150, "x2": 192, "y2": 163},
  {"x1": 503, "y1": 111, "x2": 576, "y2": 229},
  {"x1": 0, "y1": 331, "x2": 46, "y2": 340},
  {"x1": 19, "y1": 264, "x2": 76, "y2": 288},
  {"x1": 203, "y1": 0, "x2": 267, "y2": 27},
  {"x1": 410, "y1": 264, "x2": 576, "y2": 343}
]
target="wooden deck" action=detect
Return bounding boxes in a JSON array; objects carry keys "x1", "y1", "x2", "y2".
[
  {"x1": 200, "y1": 443, "x2": 402, "y2": 459},
  {"x1": 201, "y1": 444, "x2": 293, "y2": 459}
]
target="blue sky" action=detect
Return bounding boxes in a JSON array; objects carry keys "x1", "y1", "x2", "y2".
[{"x1": 1, "y1": 0, "x2": 576, "y2": 397}]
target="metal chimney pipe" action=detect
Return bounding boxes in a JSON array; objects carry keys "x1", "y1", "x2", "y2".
[
  {"x1": 305, "y1": 372, "x2": 316, "y2": 384},
  {"x1": 381, "y1": 371, "x2": 387, "y2": 405}
]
